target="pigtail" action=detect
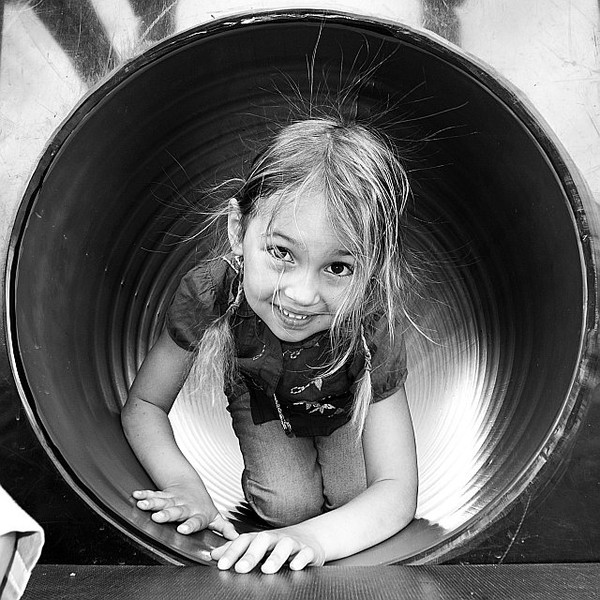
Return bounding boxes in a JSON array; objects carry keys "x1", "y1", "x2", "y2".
[
  {"x1": 191, "y1": 266, "x2": 244, "y2": 405},
  {"x1": 349, "y1": 325, "x2": 373, "y2": 438}
]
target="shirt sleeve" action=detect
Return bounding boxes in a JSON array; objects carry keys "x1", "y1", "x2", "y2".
[
  {"x1": 368, "y1": 315, "x2": 408, "y2": 402},
  {"x1": 165, "y1": 263, "x2": 222, "y2": 351},
  {"x1": 0, "y1": 486, "x2": 44, "y2": 600}
]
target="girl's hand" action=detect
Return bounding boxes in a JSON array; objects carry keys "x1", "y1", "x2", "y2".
[
  {"x1": 211, "y1": 529, "x2": 325, "y2": 574},
  {"x1": 132, "y1": 485, "x2": 238, "y2": 540}
]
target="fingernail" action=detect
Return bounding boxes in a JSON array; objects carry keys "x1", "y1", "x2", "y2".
[
  {"x1": 179, "y1": 525, "x2": 189, "y2": 534},
  {"x1": 236, "y1": 560, "x2": 250, "y2": 573},
  {"x1": 138, "y1": 501, "x2": 148, "y2": 508},
  {"x1": 262, "y1": 561, "x2": 275, "y2": 574},
  {"x1": 217, "y1": 558, "x2": 231, "y2": 570}
]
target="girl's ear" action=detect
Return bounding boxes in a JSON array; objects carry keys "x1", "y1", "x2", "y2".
[{"x1": 227, "y1": 198, "x2": 243, "y2": 256}]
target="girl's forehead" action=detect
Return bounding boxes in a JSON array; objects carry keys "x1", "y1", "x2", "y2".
[
  {"x1": 258, "y1": 192, "x2": 332, "y2": 233},
  {"x1": 257, "y1": 190, "x2": 328, "y2": 223},
  {"x1": 254, "y1": 192, "x2": 350, "y2": 250}
]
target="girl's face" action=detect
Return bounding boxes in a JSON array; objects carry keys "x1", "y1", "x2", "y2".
[{"x1": 229, "y1": 193, "x2": 355, "y2": 343}]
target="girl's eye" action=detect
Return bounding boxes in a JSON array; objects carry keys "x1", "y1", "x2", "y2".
[
  {"x1": 326, "y1": 262, "x2": 354, "y2": 277},
  {"x1": 267, "y1": 246, "x2": 292, "y2": 262}
]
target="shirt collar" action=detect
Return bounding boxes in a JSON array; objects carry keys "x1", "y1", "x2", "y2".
[{"x1": 236, "y1": 297, "x2": 255, "y2": 318}]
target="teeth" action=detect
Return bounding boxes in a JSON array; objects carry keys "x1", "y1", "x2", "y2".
[{"x1": 279, "y1": 306, "x2": 308, "y2": 320}]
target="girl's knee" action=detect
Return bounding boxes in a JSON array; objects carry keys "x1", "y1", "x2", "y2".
[
  {"x1": 252, "y1": 494, "x2": 323, "y2": 527},
  {"x1": 244, "y1": 476, "x2": 324, "y2": 527},
  {"x1": 322, "y1": 467, "x2": 366, "y2": 511}
]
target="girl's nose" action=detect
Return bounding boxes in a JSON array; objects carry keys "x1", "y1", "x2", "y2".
[{"x1": 282, "y1": 271, "x2": 321, "y2": 307}]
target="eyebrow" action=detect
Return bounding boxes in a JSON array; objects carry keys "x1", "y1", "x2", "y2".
[{"x1": 264, "y1": 230, "x2": 354, "y2": 258}]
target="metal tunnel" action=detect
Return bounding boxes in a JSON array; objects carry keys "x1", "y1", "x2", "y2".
[{"x1": 5, "y1": 12, "x2": 598, "y2": 565}]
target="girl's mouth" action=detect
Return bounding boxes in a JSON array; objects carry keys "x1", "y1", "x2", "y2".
[{"x1": 278, "y1": 305, "x2": 309, "y2": 320}]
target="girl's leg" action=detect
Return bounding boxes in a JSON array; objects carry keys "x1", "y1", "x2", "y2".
[
  {"x1": 315, "y1": 421, "x2": 367, "y2": 511},
  {"x1": 228, "y1": 393, "x2": 325, "y2": 527}
]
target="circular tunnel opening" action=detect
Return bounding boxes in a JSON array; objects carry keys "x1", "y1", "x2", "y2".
[{"x1": 6, "y1": 12, "x2": 598, "y2": 565}]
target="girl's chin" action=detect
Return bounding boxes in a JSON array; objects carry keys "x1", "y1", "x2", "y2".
[
  {"x1": 272, "y1": 322, "x2": 319, "y2": 342},
  {"x1": 268, "y1": 313, "x2": 328, "y2": 342},
  {"x1": 248, "y1": 300, "x2": 331, "y2": 342}
]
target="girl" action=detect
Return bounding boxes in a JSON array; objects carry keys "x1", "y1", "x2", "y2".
[{"x1": 121, "y1": 117, "x2": 418, "y2": 573}]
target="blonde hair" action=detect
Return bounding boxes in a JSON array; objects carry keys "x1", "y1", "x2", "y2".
[{"x1": 193, "y1": 116, "x2": 413, "y2": 435}]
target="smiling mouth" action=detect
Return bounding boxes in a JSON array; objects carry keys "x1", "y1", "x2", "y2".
[{"x1": 276, "y1": 305, "x2": 310, "y2": 321}]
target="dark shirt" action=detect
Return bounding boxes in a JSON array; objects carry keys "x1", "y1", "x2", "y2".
[{"x1": 166, "y1": 256, "x2": 408, "y2": 437}]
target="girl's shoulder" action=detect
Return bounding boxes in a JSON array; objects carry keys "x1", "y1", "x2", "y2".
[
  {"x1": 366, "y1": 313, "x2": 407, "y2": 354},
  {"x1": 177, "y1": 255, "x2": 238, "y2": 309},
  {"x1": 165, "y1": 255, "x2": 239, "y2": 350},
  {"x1": 364, "y1": 313, "x2": 409, "y2": 401}
]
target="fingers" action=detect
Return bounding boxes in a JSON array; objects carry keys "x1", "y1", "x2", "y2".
[
  {"x1": 132, "y1": 489, "x2": 235, "y2": 537},
  {"x1": 214, "y1": 533, "x2": 265, "y2": 573},
  {"x1": 176, "y1": 516, "x2": 203, "y2": 535},
  {"x1": 260, "y1": 537, "x2": 297, "y2": 574},
  {"x1": 289, "y1": 546, "x2": 316, "y2": 571},
  {"x1": 132, "y1": 489, "x2": 174, "y2": 512},
  {"x1": 211, "y1": 532, "x2": 313, "y2": 574},
  {"x1": 176, "y1": 513, "x2": 238, "y2": 537},
  {"x1": 132, "y1": 490, "x2": 198, "y2": 525},
  {"x1": 208, "y1": 515, "x2": 239, "y2": 541},
  {"x1": 132, "y1": 491, "x2": 186, "y2": 523},
  {"x1": 212, "y1": 536, "x2": 253, "y2": 571},
  {"x1": 132, "y1": 489, "x2": 173, "y2": 501},
  {"x1": 234, "y1": 533, "x2": 274, "y2": 574},
  {"x1": 210, "y1": 541, "x2": 232, "y2": 562},
  {"x1": 151, "y1": 504, "x2": 187, "y2": 524}
]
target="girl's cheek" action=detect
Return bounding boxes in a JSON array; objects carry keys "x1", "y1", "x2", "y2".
[
  {"x1": 323, "y1": 282, "x2": 349, "y2": 308},
  {"x1": 328, "y1": 276, "x2": 352, "y2": 293},
  {"x1": 265, "y1": 257, "x2": 289, "y2": 276}
]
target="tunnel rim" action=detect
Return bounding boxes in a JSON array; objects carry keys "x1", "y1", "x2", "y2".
[{"x1": 4, "y1": 9, "x2": 598, "y2": 566}]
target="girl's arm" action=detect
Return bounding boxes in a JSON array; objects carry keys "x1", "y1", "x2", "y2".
[
  {"x1": 211, "y1": 385, "x2": 417, "y2": 572},
  {"x1": 121, "y1": 329, "x2": 237, "y2": 540}
]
